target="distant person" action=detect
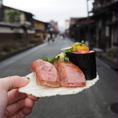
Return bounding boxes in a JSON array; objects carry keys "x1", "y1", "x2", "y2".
[
  {"x1": 47, "y1": 34, "x2": 51, "y2": 43},
  {"x1": 0, "y1": 76, "x2": 38, "y2": 118},
  {"x1": 52, "y1": 34, "x2": 55, "y2": 42},
  {"x1": 63, "y1": 34, "x2": 65, "y2": 38},
  {"x1": 50, "y1": 32, "x2": 53, "y2": 41},
  {"x1": 60, "y1": 34, "x2": 64, "y2": 39}
]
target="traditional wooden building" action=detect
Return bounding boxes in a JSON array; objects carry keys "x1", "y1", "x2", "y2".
[
  {"x1": 92, "y1": 0, "x2": 118, "y2": 50},
  {"x1": 69, "y1": 0, "x2": 118, "y2": 51},
  {"x1": 0, "y1": 5, "x2": 35, "y2": 41},
  {"x1": 0, "y1": 3, "x2": 35, "y2": 57},
  {"x1": 69, "y1": 17, "x2": 95, "y2": 48},
  {"x1": 48, "y1": 20, "x2": 59, "y2": 35},
  {"x1": 33, "y1": 19, "x2": 49, "y2": 41}
]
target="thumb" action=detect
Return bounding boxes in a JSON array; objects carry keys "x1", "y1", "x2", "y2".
[{"x1": 0, "y1": 76, "x2": 29, "y2": 91}]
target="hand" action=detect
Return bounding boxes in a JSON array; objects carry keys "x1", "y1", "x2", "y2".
[{"x1": 0, "y1": 76, "x2": 39, "y2": 118}]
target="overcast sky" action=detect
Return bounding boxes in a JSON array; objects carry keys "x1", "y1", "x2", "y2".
[{"x1": 3, "y1": 0, "x2": 94, "y2": 31}]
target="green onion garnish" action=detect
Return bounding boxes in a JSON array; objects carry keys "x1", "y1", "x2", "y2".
[
  {"x1": 42, "y1": 57, "x2": 48, "y2": 61},
  {"x1": 64, "y1": 56, "x2": 69, "y2": 62}
]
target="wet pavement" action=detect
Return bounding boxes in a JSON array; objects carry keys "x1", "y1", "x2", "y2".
[{"x1": 0, "y1": 36, "x2": 118, "y2": 118}]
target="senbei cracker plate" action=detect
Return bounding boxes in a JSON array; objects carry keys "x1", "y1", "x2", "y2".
[{"x1": 19, "y1": 72, "x2": 99, "y2": 97}]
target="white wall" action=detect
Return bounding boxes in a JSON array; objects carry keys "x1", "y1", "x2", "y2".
[{"x1": 0, "y1": 27, "x2": 35, "y2": 34}]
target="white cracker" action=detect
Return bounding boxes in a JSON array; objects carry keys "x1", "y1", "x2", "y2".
[{"x1": 19, "y1": 72, "x2": 99, "y2": 97}]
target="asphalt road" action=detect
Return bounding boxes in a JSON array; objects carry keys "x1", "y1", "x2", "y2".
[{"x1": 0, "y1": 36, "x2": 118, "y2": 118}]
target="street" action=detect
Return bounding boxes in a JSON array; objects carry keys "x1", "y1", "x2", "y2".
[{"x1": 0, "y1": 37, "x2": 118, "y2": 118}]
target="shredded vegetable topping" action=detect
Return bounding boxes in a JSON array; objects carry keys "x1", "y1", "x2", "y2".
[
  {"x1": 42, "y1": 53, "x2": 69, "y2": 63},
  {"x1": 42, "y1": 41, "x2": 88, "y2": 63}
]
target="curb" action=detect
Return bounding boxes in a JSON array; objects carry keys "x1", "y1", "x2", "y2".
[{"x1": 98, "y1": 56, "x2": 118, "y2": 71}]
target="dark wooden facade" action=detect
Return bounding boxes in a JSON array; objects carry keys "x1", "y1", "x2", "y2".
[{"x1": 69, "y1": 0, "x2": 118, "y2": 51}]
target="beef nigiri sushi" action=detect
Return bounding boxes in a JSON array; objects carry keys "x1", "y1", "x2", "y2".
[{"x1": 31, "y1": 59, "x2": 60, "y2": 88}]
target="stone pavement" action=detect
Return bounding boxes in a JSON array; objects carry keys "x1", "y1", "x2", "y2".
[{"x1": 0, "y1": 36, "x2": 117, "y2": 118}]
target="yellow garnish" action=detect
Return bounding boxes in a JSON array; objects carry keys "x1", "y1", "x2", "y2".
[{"x1": 76, "y1": 44, "x2": 89, "y2": 51}]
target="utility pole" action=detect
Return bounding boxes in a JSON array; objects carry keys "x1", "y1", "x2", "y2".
[
  {"x1": 86, "y1": 0, "x2": 89, "y2": 17},
  {"x1": 0, "y1": 0, "x2": 3, "y2": 7},
  {"x1": 0, "y1": 0, "x2": 3, "y2": 21}
]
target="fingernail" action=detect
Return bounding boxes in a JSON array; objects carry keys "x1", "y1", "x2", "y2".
[
  {"x1": 22, "y1": 77, "x2": 27, "y2": 79},
  {"x1": 22, "y1": 77, "x2": 29, "y2": 83}
]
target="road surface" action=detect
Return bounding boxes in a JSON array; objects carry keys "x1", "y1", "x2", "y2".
[{"x1": 0, "y1": 36, "x2": 117, "y2": 118}]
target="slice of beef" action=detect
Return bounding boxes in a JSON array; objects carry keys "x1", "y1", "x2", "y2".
[
  {"x1": 54, "y1": 61, "x2": 86, "y2": 88},
  {"x1": 31, "y1": 59, "x2": 60, "y2": 88}
]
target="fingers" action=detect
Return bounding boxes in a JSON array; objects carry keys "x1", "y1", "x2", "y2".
[
  {"x1": 5, "y1": 98, "x2": 35, "y2": 117},
  {"x1": 6, "y1": 90, "x2": 39, "y2": 117},
  {"x1": 5, "y1": 99, "x2": 25, "y2": 117},
  {"x1": 5, "y1": 97, "x2": 36, "y2": 117},
  {"x1": 24, "y1": 98, "x2": 34, "y2": 108},
  {"x1": 8, "y1": 89, "x2": 26, "y2": 105},
  {"x1": 0, "y1": 90, "x2": 7, "y2": 118},
  {"x1": 8, "y1": 110, "x2": 25, "y2": 118},
  {"x1": 8, "y1": 108, "x2": 33, "y2": 118},
  {"x1": 0, "y1": 76, "x2": 29, "y2": 91},
  {"x1": 18, "y1": 98, "x2": 35, "y2": 116},
  {"x1": 8, "y1": 89, "x2": 39, "y2": 105},
  {"x1": 22, "y1": 107, "x2": 32, "y2": 115},
  {"x1": 22, "y1": 98, "x2": 35, "y2": 116},
  {"x1": 27, "y1": 94, "x2": 39, "y2": 101}
]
